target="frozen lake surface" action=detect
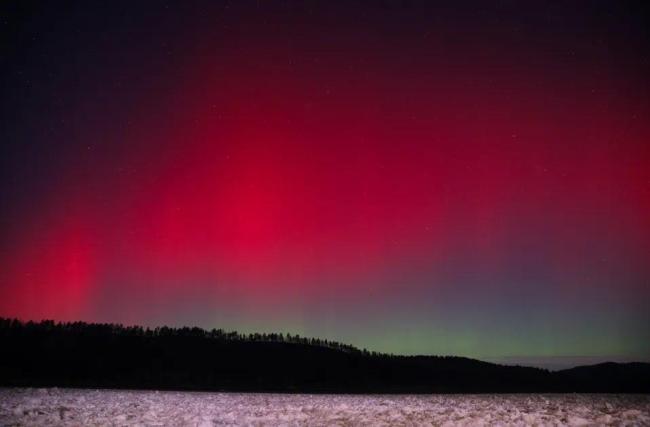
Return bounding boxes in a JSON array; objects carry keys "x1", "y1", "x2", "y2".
[{"x1": 1, "y1": 388, "x2": 649, "y2": 426}]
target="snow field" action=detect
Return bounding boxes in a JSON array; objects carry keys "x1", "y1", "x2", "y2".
[{"x1": 1, "y1": 388, "x2": 649, "y2": 426}]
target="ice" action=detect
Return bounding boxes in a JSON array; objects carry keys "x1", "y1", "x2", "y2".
[{"x1": 0, "y1": 388, "x2": 649, "y2": 426}]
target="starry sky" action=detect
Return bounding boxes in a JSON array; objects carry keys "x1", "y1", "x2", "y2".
[{"x1": 1, "y1": 1, "x2": 649, "y2": 369}]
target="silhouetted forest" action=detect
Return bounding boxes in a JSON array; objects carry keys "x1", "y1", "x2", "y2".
[{"x1": 1, "y1": 318, "x2": 648, "y2": 393}]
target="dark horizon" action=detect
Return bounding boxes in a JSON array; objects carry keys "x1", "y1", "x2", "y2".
[
  {"x1": 2, "y1": 317, "x2": 648, "y2": 372},
  {"x1": 2, "y1": 317, "x2": 649, "y2": 394}
]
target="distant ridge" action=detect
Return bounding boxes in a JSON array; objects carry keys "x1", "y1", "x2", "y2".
[{"x1": 1, "y1": 318, "x2": 648, "y2": 393}]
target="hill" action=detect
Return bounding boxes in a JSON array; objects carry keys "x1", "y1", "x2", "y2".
[{"x1": 1, "y1": 318, "x2": 647, "y2": 393}]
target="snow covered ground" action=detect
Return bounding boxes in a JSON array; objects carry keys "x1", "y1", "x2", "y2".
[{"x1": 1, "y1": 388, "x2": 649, "y2": 426}]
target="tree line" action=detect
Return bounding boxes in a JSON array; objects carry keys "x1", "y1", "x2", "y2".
[
  {"x1": 1, "y1": 317, "x2": 648, "y2": 393},
  {"x1": 0, "y1": 317, "x2": 382, "y2": 356}
]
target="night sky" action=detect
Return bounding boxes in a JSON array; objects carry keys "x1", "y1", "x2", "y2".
[{"x1": 1, "y1": 1, "x2": 649, "y2": 369}]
